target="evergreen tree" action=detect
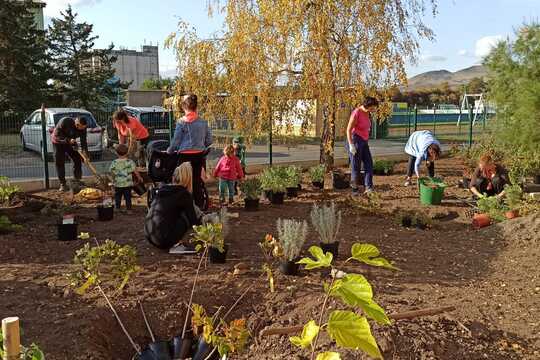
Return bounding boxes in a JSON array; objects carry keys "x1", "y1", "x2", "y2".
[
  {"x1": 0, "y1": 0, "x2": 51, "y2": 111},
  {"x1": 47, "y1": 5, "x2": 117, "y2": 109}
]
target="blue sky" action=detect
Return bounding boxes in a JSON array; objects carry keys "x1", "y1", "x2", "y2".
[{"x1": 43, "y1": 0, "x2": 540, "y2": 78}]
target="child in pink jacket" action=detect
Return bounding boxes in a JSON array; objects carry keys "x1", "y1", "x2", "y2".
[{"x1": 213, "y1": 145, "x2": 244, "y2": 205}]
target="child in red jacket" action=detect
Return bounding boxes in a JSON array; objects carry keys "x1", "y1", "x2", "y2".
[{"x1": 213, "y1": 145, "x2": 244, "y2": 205}]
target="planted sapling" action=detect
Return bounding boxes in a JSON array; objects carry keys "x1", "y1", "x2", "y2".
[
  {"x1": 0, "y1": 216, "x2": 23, "y2": 234},
  {"x1": 0, "y1": 329, "x2": 44, "y2": 360},
  {"x1": 309, "y1": 165, "x2": 325, "y2": 184},
  {"x1": 293, "y1": 243, "x2": 398, "y2": 359},
  {"x1": 240, "y1": 178, "x2": 262, "y2": 200},
  {"x1": 0, "y1": 176, "x2": 19, "y2": 206},
  {"x1": 311, "y1": 202, "x2": 342, "y2": 257}
]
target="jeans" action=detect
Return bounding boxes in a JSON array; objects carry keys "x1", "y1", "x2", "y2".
[
  {"x1": 219, "y1": 179, "x2": 235, "y2": 202},
  {"x1": 114, "y1": 187, "x2": 132, "y2": 209},
  {"x1": 346, "y1": 134, "x2": 373, "y2": 189},
  {"x1": 473, "y1": 176, "x2": 506, "y2": 197},
  {"x1": 53, "y1": 143, "x2": 82, "y2": 185},
  {"x1": 407, "y1": 156, "x2": 435, "y2": 178}
]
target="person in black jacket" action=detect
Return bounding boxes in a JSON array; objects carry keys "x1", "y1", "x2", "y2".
[
  {"x1": 51, "y1": 116, "x2": 88, "y2": 191},
  {"x1": 145, "y1": 162, "x2": 202, "y2": 250}
]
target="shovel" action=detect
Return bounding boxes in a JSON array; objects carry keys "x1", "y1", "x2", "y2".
[{"x1": 77, "y1": 150, "x2": 109, "y2": 190}]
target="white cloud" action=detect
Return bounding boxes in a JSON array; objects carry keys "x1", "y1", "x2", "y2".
[
  {"x1": 43, "y1": 0, "x2": 102, "y2": 16},
  {"x1": 420, "y1": 54, "x2": 447, "y2": 62},
  {"x1": 458, "y1": 49, "x2": 468, "y2": 56},
  {"x1": 475, "y1": 35, "x2": 503, "y2": 58}
]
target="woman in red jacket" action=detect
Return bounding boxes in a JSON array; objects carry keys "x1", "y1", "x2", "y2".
[
  {"x1": 112, "y1": 110, "x2": 150, "y2": 166},
  {"x1": 213, "y1": 144, "x2": 244, "y2": 205}
]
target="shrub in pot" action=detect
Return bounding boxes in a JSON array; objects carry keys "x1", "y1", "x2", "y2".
[
  {"x1": 192, "y1": 223, "x2": 227, "y2": 263},
  {"x1": 309, "y1": 165, "x2": 325, "y2": 189},
  {"x1": 258, "y1": 168, "x2": 274, "y2": 200},
  {"x1": 413, "y1": 212, "x2": 432, "y2": 230},
  {"x1": 373, "y1": 160, "x2": 395, "y2": 176},
  {"x1": 311, "y1": 202, "x2": 341, "y2": 258},
  {"x1": 503, "y1": 184, "x2": 523, "y2": 219},
  {"x1": 477, "y1": 195, "x2": 506, "y2": 223},
  {"x1": 240, "y1": 178, "x2": 262, "y2": 211},
  {"x1": 285, "y1": 166, "x2": 302, "y2": 197},
  {"x1": 276, "y1": 218, "x2": 307, "y2": 275},
  {"x1": 267, "y1": 172, "x2": 287, "y2": 205}
]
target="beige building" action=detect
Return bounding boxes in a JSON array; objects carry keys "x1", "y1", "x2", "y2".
[{"x1": 110, "y1": 45, "x2": 160, "y2": 90}]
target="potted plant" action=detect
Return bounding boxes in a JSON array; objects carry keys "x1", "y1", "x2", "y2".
[
  {"x1": 240, "y1": 178, "x2": 262, "y2": 211},
  {"x1": 267, "y1": 169, "x2": 287, "y2": 205},
  {"x1": 395, "y1": 210, "x2": 414, "y2": 228},
  {"x1": 413, "y1": 212, "x2": 432, "y2": 230},
  {"x1": 276, "y1": 218, "x2": 307, "y2": 275},
  {"x1": 310, "y1": 202, "x2": 341, "y2": 258},
  {"x1": 503, "y1": 184, "x2": 523, "y2": 219},
  {"x1": 372, "y1": 160, "x2": 395, "y2": 176},
  {"x1": 97, "y1": 197, "x2": 114, "y2": 221},
  {"x1": 258, "y1": 168, "x2": 274, "y2": 201},
  {"x1": 192, "y1": 223, "x2": 227, "y2": 263},
  {"x1": 475, "y1": 195, "x2": 506, "y2": 228},
  {"x1": 285, "y1": 166, "x2": 301, "y2": 198},
  {"x1": 309, "y1": 165, "x2": 325, "y2": 189}
]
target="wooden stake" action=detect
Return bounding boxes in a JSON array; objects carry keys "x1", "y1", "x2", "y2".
[
  {"x1": 259, "y1": 305, "x2": 457, "y2": 337},
  {"x1": 2, "y1": 317, "x2": 21, "y2": 360}
]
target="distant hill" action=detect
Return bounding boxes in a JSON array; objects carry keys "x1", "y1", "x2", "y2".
[{"x1": 406, "y1": 65, "x2": 488, "y2": 90}]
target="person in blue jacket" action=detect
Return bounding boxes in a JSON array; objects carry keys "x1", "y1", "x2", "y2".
[
  {"x1": 167, "y1": 94, "x2": 213, "y2": 154},
  {"x1": 404, "y1": 130, "x2": 441, "y2": 186}
]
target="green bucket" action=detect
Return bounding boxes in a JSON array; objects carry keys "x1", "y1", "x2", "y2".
[{"x1": 419, "y1": 177, "x2": 447, "y2": 205}]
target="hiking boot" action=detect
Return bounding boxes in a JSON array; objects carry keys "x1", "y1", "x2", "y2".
[
  {"x1": 58, "y1": 184, "x2": 68, "y2": 192},
  {"x1": 364, "y1": 188, "x2": 374, "y2": 195},
  {"x1": 404, "y1": 180, "x2": 411, "y2": 187}
]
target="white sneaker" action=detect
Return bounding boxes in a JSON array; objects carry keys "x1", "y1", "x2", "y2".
[
  {"x1": 169, "y1": 244, "x2": 197, "y2": 255},
  {"x1": 364, "y1": 188, "x2": 374, "y2": 194},
  {"x1": 404, "y1": 180, "x2": 411, "y2": 187}
]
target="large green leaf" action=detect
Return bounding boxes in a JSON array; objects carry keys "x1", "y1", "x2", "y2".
[
  {"x1": 349, "y1": 243, "x2": 399, "y2": 270},
  {"x1": 297, "y1": 246, "x2": 333, "y2": 270},
  {"x1": 326, "y1": 310, "x2": 382, "y2": 359},
  {"x1": 316, "y1": 352, "x2": 341, "y2": 360},
  {"x1": 330, "y1": 274, "x2": 391, "y2": 325},
  {"x1": 290, "y1": 320, "x2": 320, "y2": 348}
]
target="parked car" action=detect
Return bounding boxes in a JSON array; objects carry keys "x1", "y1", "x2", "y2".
[
  {"x1": 105, "y1": 106, "x2": 171, "y2": 146},
  {"x1": 20, "y1": 108, "x2": 103, "y2": 159}
]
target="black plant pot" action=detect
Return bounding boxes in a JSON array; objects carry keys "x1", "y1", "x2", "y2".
[
  {"x1": 133, "y1": 182, "x2": 147, "y2": 196},
  {"x1": 264, "y1": 190, "x2": 273, "y2": 201},
  {"x1": 192, "y1": 339, "x2": 219, "y2": 360},
  {"x1": 97, "y1": 205, "x2": 114, "y2": 221},
  {"x1": 170, "y1": 332, "x2": 195, "y2": 359},
  {"x1": 286, "y1": 187, "x2": 299, "y2": 198},
  {"x1": 534, "y1": 174, "x2": 540, "y2": 185},
  {"x1": 401, "y1": 217, "x2": 413, "y2": 228},
  {"x1": 270, "y1": 192, "x2": 285, "y2": 205},
  {"x1": 279, "y1": 259, "x2": 300, "y2": 276},
  {"x1": 415, "y1": 222, "x2": 428, "y2": 230},
  {"x1": 320, "y1": 242, "x2": 339, "y2": 259},
  {"x1": 134, "y1": 341, "x2": 172, "y2": 360},
  {"x1": 209, "y1": 244, "x2": 228, "y2": 264},
  {"x1": 244, "y1": 198, "x2": 259, "y2": 211},
  {"x1": 312, "y1": 181, "x2": 324, "y2": 189},
  {"x1": 57, "y1": 223, "x2": 78, "y2": 241}
]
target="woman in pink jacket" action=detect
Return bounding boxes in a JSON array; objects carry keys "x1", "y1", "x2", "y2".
[{"x1": 213, "y1": 144, "x2": 244, "y2": 205}]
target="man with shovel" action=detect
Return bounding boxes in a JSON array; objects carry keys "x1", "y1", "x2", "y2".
[{"x1": 51, "y1": 116, "x2": 88, "y2": 192}]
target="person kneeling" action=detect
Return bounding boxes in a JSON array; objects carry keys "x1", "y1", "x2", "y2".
[
  {"x1": 144, "y1": 162, "x2": 201, "y2": 252},
  {"x1": 469, "y1": 154, "x2": 509, "y2": 199}
]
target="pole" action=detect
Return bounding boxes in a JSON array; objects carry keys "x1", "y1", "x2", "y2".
[
  {"x1": 40, "y1": 104, "x2": 50, "y2": 189},
  {"x1": 483, "y1": 104, "x2": 487, "y2": 131},
  {"x1": 168, "y1": 109, "x2": 174, "y2": 142},
  {"x1": 468, "y1": 104, "x2": 474, "y2": 148},
  {"x1": 458, "y1": 106, "x2": 462, "y2": 136},
  {"x1": 413, "y1": 105, "x2": 418, "y2": 132},
  {"x1": 407, "y1": 107, "x2": 411, "y2": 137},
  {"x1": 268, "y1": 114, "x2": 273, "y2": 166},
  {"x1": 432, "y1": 105, "x2": 436, "y2": 135},
  {"x1": 2, "y1": 317, "x2": 21, "y2": 360}
]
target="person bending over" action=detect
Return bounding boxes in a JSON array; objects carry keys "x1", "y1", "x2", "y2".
[{"x1": 404, "y1": 130, "x2": 441, "y2": 186}]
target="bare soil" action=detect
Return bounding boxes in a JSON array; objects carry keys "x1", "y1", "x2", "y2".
[{"x1": 1, "y1": 157, "x2": 538, "y2": 360}]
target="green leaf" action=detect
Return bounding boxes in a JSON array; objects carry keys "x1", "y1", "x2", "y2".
[
  {"x1": 75, "y1": 274, "x2": 96, "y2": 295},
  {"x1": 297, "y1": 246, "x2": 333, "y2": 270},
  {"x1": 289, "y1": 320, "x2": 320, "y2": 349},
  {"x1": 330, "y1": 274, "x2": 390, "y2": 325},
  {"x1": 349, "y1": 243, "x2": 399, "y2": 270},
  {"x1": 326, "y1": 310, "x2": 382, "y2": 359},
  {"x1": 316, "y1": 352, "x2": 341, "y2": 360}
]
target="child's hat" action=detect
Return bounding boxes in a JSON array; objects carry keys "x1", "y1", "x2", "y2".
[{"x1": 233, "y1": 135, "x2": 243, "y2": 144}]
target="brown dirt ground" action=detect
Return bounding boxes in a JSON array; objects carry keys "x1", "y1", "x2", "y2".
[{"x1": 1, "y1": 157, "x2": 539, "y2": 360}]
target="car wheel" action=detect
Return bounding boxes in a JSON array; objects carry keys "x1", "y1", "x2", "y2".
[{"x1": 21, "y1": 134, "x2": 28, "y2": 151}]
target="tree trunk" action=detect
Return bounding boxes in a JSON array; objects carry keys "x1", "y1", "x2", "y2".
[{"x1": 319, "y1": 95, "x2": 336, "y2": 168}]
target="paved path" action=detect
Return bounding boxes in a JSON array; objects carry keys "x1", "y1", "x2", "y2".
[{"x1": 3, "y1": 139, "x2": 430, "y2": 181}]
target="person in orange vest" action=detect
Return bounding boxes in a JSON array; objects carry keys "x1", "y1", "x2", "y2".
[{"x1": 112, "y1": 109, "x2": 150, "y2": 167}]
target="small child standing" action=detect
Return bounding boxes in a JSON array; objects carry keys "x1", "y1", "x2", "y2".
[
  {"x1": 213, "y1": 144, "x2": 244, "y2": 205},
  {"x1": 232, "y1": 136, "x2": 246, "y2": 195},
  {"x1": 109, "y1": 144, "x2": 142, "y2": 211}
]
